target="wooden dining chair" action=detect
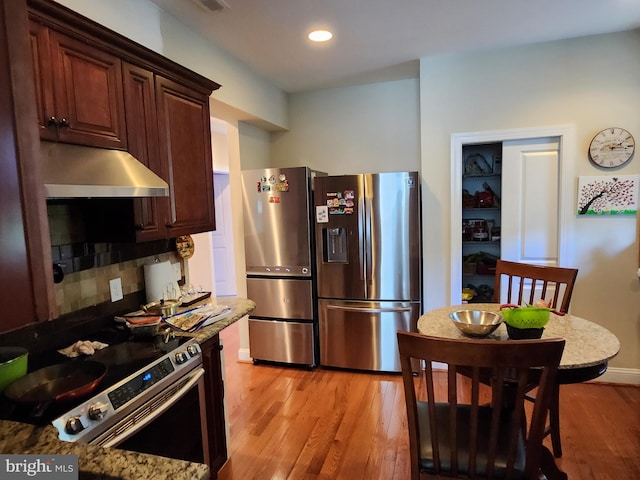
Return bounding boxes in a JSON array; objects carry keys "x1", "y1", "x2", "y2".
[
  {"x1": 493, "y1": 259, "x2": 578, "y2": 458},
  {"x1": 493, "y1": 260, "x2": 578, "y2": 313},
  {"x1": 397, "y1": 331, "x2": 567, "y2": 480}
]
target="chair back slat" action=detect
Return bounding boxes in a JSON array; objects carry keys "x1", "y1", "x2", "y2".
[
  {"x1": 493, "y1": 259, "x2": 578, "y2": 312},
  {"x1": 397, "y1": 332, "x2": 565, "y2": 480}
]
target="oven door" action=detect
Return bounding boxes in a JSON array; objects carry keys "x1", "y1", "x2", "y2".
[{"x1": 94, "y1": 367, "x2": 209, "y2": 465}]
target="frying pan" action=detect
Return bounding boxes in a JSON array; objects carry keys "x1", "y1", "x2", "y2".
[{"x1": 3, "y1": 360, "x2": 107, "y2": 405}]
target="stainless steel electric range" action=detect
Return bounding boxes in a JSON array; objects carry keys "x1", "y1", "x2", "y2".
[{"x1": 0, "y1": 330, "x2": 209, "y2": 465}]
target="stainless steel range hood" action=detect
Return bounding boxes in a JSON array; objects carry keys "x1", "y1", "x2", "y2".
[{"x1": 41, "y1": 141, "x2": 169, "y2": 198}]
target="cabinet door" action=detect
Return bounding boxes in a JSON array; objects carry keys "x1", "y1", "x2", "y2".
[
  {"x1": 48, "y1": 29, "x2": 127, "y2": 149},
  {"x1": 156, "y1": 76, "x2": 215, "y2": 236},
  {"x1": 28, "y1": 19, "x2": 56, "y2": 141},
  {"x1": 122, "y1": 62, "x2": 168, "y2": 241},
  {"x1": 200, "y1": 335, "x2": 228, "y2": 473}
]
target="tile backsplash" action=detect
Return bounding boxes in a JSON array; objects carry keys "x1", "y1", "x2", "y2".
[
  {"x1": 48, "y1": 200, "x2": 183, "y2": 315},
  {"x1": 54, "y1": 252, "x2": 182, "y2": 315}
]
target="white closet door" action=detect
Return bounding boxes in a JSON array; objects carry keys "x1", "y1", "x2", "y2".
[
  {"x1": 500, "y1": 137, "x2": 561, "y2": 301},
  {"x1": 501, "y1": 137, "x2": 560, "y2": 265},
  {"x1": 212, "y1": 173, "x2": 237, "y2": 296},
  {"x1": 501, "y1": 138, "x2": 560, "y2": 265}
]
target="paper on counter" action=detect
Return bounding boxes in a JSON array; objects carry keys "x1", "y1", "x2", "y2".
[{"x1": 163, "y1": 304, "x2": 231, "y2": 332}]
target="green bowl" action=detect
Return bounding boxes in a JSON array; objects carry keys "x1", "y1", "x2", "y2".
[
  {"x1": 0, "y1": 347, "x2": 28, "y2": 392},
  {"x1": 501, "y1": 307, "x2": 551, "y2": 329}
]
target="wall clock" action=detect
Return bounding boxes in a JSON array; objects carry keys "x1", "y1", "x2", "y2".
[{"x1": 588, "y1": 127, "x2": 635, "y2": 168}]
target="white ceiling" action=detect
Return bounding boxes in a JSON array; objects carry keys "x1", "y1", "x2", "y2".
[{"x1": 149, "y1": 0, "x2": 640, "y2": 93}]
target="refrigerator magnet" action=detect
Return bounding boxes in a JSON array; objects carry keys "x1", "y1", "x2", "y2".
[
  {"x1": 269, "y1": 195, "x2": 280, "y2": 203},
  {"x1": 344, "y1": 190, "x2": 354, "y2": 199},
  {"x1": 316, "y1": 205, "x2": 329, "y2": 223}
]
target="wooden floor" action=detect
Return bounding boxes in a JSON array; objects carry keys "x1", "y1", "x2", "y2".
[{"x1": 218, "y1": 322, "x2": 640, "y2": 480}]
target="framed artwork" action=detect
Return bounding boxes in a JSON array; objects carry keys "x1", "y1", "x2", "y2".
[{"x1": 577, "y1": 175, "x2": 639, "y2": 215}]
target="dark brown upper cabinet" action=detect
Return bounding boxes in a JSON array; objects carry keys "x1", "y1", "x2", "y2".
[
  {"x1": 156, "y1": 76, "x2": 216, "y2": 237},
  {"x1": 122, "y1": 62, "x2": 168, "y2": 241},
  {"x1": 123, "y1": 64, "x2": 216, "y2": 240},
  {"x1": 29, "y1": 19, "x2": 127, "y2": 149}
]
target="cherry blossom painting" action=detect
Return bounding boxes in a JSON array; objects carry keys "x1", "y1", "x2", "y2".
[{"x1": 577, "y1": 175, "x2": 639, "y2": 215}]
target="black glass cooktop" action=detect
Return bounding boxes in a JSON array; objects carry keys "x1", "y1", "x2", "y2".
[{"x1": 0, "y1": 326, "x2": 190, "y2": 426}]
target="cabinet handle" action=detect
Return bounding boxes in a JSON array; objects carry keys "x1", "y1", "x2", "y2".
[
  {"x1": 135, "y1": 223, "x2": 145, "y2": 230},
  {"x1": 165, "y1": 222, "x2": 174, "y2": 228},
  {"x1": 58, "y1": 118, "x2": 70, "y2": 128},
  {"x1": 47, "y1": 116, "x2": 58, "y2": 127}
]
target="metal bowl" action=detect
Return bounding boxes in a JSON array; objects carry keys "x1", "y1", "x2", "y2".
[{"x1": 449, "y1": 310, "x2": 503, "y2": 337}]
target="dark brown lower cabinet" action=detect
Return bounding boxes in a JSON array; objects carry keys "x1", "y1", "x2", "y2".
[{"x1": 200, "y1": 334, "x2": 228, "y2": 476}]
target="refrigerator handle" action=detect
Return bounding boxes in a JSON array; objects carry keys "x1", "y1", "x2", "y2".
[
  {"x1": 364, "y1": 192, "x2": 372, "y2": 284},
  {"x1": 358, "y1": 187, "x2": 367, "y2": 281},
  {"x1": 327, "y1": 305, "x2": 412, "y2": 313}
]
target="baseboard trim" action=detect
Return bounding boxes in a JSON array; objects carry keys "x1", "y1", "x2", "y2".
[
  {"x1": 238, "y1": 347, "x2": 252, "y2": 363},
  {"x1": 591, "y1": 367, "x2": 640, "y2": 386}
]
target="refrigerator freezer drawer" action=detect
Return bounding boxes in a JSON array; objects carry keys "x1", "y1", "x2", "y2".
[
  {"x1": 247, "y1": 277, "x2": 313, "y2": 320},
  {"x1": 319, "y1": 299, "x2": 421, "y2": 372},
  {"x1": 249, "y1": 319, "x2": 316, "y2": 366}
]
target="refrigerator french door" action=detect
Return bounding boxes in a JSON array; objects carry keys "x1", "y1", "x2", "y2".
[
  {"x1": 314, "y1": 172, "x2": 422, "y2": 372},
  {"x1": 242, "y1": 166, "x2": 325, "y2": 367}
]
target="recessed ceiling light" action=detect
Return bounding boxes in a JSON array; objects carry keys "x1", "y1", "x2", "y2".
[{"x1": 308, "y1": 30, "x2": 333, "y2": 42}]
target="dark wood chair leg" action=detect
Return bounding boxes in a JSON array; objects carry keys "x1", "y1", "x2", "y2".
[
  {"x1": 540, "y1": 445, "x2": 568, "y2": 480},
  {"x1": 549, "y1": 384, "x2": 562, "y2": 458}
]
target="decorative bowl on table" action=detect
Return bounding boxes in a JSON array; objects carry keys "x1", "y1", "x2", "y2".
[
  {"x1": 449, "y1": 310, "x2": 503, "y2": 338},
  {"x1": 500, "y1": 305, "x2": 551, "y2": 339}
]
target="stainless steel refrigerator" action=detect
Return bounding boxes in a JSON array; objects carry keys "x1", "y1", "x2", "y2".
[
  {"x1": 242, "y1": 166, "x2": 326, "y2": 367},
  {"x1": 314, "y1": 171, "x2": 422, "y2": 372}
]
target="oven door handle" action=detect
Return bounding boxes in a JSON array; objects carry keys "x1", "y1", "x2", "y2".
[{"x1": 101, "y1": 367, "x2": 205, "y2": 448}]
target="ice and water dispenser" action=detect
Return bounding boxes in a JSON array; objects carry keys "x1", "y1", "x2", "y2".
[{"x1": 322, "y1": 227, "x2": 348, "y2": 263}]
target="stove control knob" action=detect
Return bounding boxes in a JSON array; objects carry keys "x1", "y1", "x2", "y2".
[
  {"x1": 186, "y1": 344, "x2": 199, "y2": 357},
  {"x1": 175, "y1": 351, "x2": 189, "y2": 364},
  {"x1": 65, "y1": 416, "x2": 84, "y2": 435},
  {"x1": 88, "y1": 402, "x2": 109, "y2": 420}
]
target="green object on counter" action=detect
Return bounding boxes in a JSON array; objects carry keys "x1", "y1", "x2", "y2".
[
  {"x1": 0, "y1": 347, "x2": 28, "y2": 392},
  {"x1": 501, "y1": 307, "x2": 551, "y2": 329}
]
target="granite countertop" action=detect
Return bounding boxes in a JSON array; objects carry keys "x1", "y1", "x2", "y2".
[
  {"x1": 176, "y1": 297, "x2": 255, "y2": 344},
  {"x1": 0, "y1": 420, "x2": 209, "y2": 480},
  {"x1": 0, "y1": 297, "x2": 256, "y2": 480},
  {"x1": 417, "y1": 303, "x2": 620, "y2": 369}
]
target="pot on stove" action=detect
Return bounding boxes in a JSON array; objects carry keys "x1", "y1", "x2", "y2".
[
  {"x1": 141, "y1": 298, "x2": 181, "y2": 317},
  {"x1": 0, "y1": 347, "x2": 28, "y2": 392}
]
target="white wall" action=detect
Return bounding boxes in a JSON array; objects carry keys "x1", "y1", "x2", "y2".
[
  {"x1": 56, "y1": 0, "x2": 288, "y2": 129},
  {"x1": 272, "y1": 78, "x2": 420, "y2": 174},
  {"x1": 420, "y1": 30, "x2": 640, "y2": 371},
  {"x1": 238, "y1": 123, "x2": 273, "y2": 170}
]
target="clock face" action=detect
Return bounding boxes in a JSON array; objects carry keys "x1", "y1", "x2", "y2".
[{"x1": 588, "y1": 127, "x2": 635, "y2": 168}]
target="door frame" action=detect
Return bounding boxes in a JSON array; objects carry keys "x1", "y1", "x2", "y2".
[{"x1": 450, "y1": 125, "x2": 576, "y2": 305}]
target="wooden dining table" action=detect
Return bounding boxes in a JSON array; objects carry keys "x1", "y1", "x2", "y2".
[{"x1": 417, "y1": 303, "x2": 621, "y2": 383}]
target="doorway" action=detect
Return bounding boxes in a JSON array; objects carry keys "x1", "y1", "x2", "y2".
[{"x1": 450, "y1": 125, "x2": 576, "y2": 305}]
